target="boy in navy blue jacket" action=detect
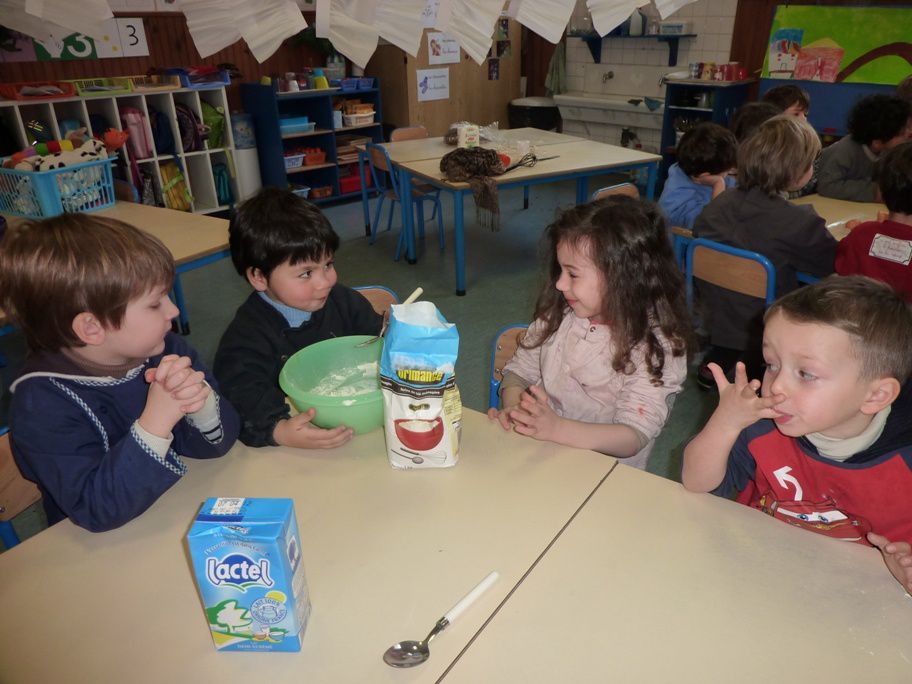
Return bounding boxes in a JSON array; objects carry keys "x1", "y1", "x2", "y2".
[{"x1": 0, "y1": 214, "x2": 239, "y2": 532}]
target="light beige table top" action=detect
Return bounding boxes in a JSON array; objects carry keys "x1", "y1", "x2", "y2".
[
  {"x1": 0, "y1": 409, "x2": 615, "y2": 683},
  {"x1": 374, "y1": 127, "x2": 583, "y2": 164},
  {"x1": 401, "y1": 139, "x2": 660, "y2": 189},
  {"x1": 793, "y1": 194, "x2": 886, "y2": 241},
  {"x1": 444, "y1": 464, "x2": 912, "y2": 682},
  {"x1": 3, "y1": 202, "x2": 229, "y2": 266}
]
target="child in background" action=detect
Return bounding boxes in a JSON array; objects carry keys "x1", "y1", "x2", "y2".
[
  {"x1": 761, "y1": 84, "x2": 810, "y2": 118},
  {"x1": 898, "y1": 75, "x2": 912, "y2": 106},
  {"x1": 214, "y1": 187, "x2": 382, "y2": 450},
  {"x1": 683, "y1": 276, "x2": 912, "y2": 594},
  {"x1": 0, "y1": 215, "x2": 239, "y2": 532},
  {"x1": 694, "y1": 115, "x2": 836, "y2": 384},
  {"x1": 818, "y1": 94, "x2": 912, "y2": 202},
  {"x1": 836, "y1": 142, "x2": 912, "y2": 301},
  {"x1": 658, "y1": 122, "x2": 737, "y2": 229},
  {"x1": 730, "y1": 101, "x2": 780, "y2": 142},
  {"x1": 488, "y1": 196, "x2": 691, "y2": 470}
]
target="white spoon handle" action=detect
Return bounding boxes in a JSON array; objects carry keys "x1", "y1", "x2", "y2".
[
  {"x1": 443, "y1": 571, "x2": 499, "y2": 624},
  {"x1": 402, "y1": 286, "x2": 423, "y2": 305}
]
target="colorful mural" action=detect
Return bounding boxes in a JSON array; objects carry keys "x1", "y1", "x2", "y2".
[{"x1": 763, "y1": 6, "x2": 912, "y2": 85}]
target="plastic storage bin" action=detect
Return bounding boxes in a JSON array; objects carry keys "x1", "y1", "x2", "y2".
[
  {"x1": 340, "y1": 78, "x2": 360, "y2": 92},
  {"x1": 0, "y1": 81, "x2": 77, "y2": 100},
  {"x1": 357, "y1": 77, "x2": 375, "y2": 90},
  {"x1": 165, "y1": 68, "x2": 231, "y2": 90},
  {"x1": 291, "y1": 184, "x2": 310, "y2": 198},
  {"x1": 342, "y1": 112, "x2": 375, "y2": 127},
  {"x1": 284, "y1": 153, "x2": 305, "y2": 170},
  {"x1": 280, "y1": 117, "x2": 316, "y2": 135},
  {"x1": 69, "y1": 77, "x2": 133, "y2": 97},
  {"x1": 0, "y1": 158, "x2": 115, "y2": 218}
]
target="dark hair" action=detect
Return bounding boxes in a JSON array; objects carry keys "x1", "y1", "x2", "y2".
[
  {"x1": 676, "y1": 122, "x2": 737, "y2": 176},
  {"x1": 229, "y1": 187, "x2": 339, "y2": 278},
  {"x1": 730, "y1": 102, "x2": 780, "y2": 142},
  {"x1": 761, "y1": 85, "x2": 810, "y2": 113},
  {"x1": 765, "y1": 275, "x2": 912, "y2": 382},
  {"x1": 0, "y1": 214, "x2": 174, "y2": 352},
  {"x1": 898, "y1": 75, "x2": 912, "y2": 105},
  {"x1": 737, "y1": 115, "x2": 820, "y2": 194},
  {"x1": 526, "y1": 196, "x2": 691, "y2": 386},
  {"x1": 848, "y1": 94, "x2": 911, "y2": 145},
  {"x1": 875, "y1": 141, "x2": 912, "y2": 214}
]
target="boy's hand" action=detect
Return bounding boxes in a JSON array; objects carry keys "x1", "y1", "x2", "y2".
[
  {"x1": 139, "y1": 355, "x2": 210, "y2": 437},
  {"x1": 273, "y1": 409, "x2": 354, "y2": 450},
  {"x1": 510, "y1": 385, "x2": 566, "y2": 442},
  {"x1": 709, "y1": 362, "x2": 784, "y2": 432},
  {"x1": 693, "y1": 172, "x2": 729, "y2": 198},
  {"x1": 868, "y1": 532, "x2": 912, "y2": 595}
]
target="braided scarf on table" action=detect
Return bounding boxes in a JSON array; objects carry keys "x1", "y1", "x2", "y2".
[{"x1": 439, "y1": 147, "x2": 506, "y2": 231}]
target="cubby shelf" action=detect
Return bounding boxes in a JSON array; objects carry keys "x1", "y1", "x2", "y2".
[
  {"x1": 0, "y1": 85, "x2": 238, "y2": 214},
  {"x1": 241, "y1": 82, "x2": 382, "y2": 203}
]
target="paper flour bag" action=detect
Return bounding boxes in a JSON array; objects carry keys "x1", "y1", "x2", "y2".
[{"x1": 381, "y1": 301, "x2": 461, "y2": 469}]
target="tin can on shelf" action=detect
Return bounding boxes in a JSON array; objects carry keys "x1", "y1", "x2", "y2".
[
  {"x1": 701, "y1": 61, "x2": 716, "y2": 80},
  {"x1": 689, "y1": 62, "x2": 701, "y2": 79}
]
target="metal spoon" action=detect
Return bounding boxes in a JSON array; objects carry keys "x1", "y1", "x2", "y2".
[
  {"x1": 382, "y1": 570, "x2": 499, "y2": 668},
  {"x1": 355, "y1": 286, "x2": 423, "y2": 347}
]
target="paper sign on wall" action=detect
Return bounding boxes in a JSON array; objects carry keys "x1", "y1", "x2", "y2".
[
  {"x1": 16, "y1": 18, "x2": 149, "y2": 61},
  {"x1": 416, "y1": 68, "x2": 450, "y2": 102},
  {"x1": 427, "y1": 32, "x2": 459, "y2": 64},
  {"x1": 422, "y1": 0, "x2": 440, "y2": 28}
]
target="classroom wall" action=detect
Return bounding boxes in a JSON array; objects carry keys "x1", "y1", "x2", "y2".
[
  {"x1": 0, "y1": 14, "x2": 324, "y2": 110},
  {"x1": 563, "y1": 0, "x2": 737, "y2": 152}
]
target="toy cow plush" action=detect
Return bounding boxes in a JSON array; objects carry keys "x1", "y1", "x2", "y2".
[{"x1": 36, "y1": 138, "x2": 107, "y2": 171}]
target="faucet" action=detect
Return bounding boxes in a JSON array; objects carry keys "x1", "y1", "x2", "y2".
[{"x1": 602, "y1": 71, "x2": 614, "y2": 83}]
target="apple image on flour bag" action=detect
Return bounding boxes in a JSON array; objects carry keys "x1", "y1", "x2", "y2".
[{"x1": 380, "y1": 301, "x2": 462, "y2": 469}]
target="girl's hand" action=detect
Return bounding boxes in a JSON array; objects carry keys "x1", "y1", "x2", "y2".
[
  {"x1": 273, "y1": 410, "x2": 354, "y2": 450},
  {"x1": 709, "y1": 362, "x2": 784, "y2": 432},
  {"x1": 487, "y1": 407, "x2": 516, "y2": 431},
  {"x1": 510, "y1": 385, "x2": 566, "y2": 442},
  {"x1": 868, "y1": 533, "x2": 912, "y2": 595}
]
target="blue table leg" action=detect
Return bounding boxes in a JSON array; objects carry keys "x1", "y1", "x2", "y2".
[
  {"x1": 454, "y1": 189, "x2": 466, "y2": 296},
  {"x1": 576, "y1": 177, "x2": 588, "y2": 205},
  {"x1": 645, "y1": 162, "x2": 657, "y2": 199},
  {"x1": 398, "y1": 166, "x2": 417, "y2": 264},
  {"x1": 171, "y1": 275, "x2": 190, "y2": 335},
  {"x1": 523, "y1": 184, "x2": 530, "y2": 209},
  {"x1": 358, "y1": 150, "x2": 371, "y2": 236}
]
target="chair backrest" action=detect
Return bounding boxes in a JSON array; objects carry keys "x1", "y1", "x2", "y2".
[
  {"x1": 488, "y1": 324, "x2": 529, "y2": 410},
  {"x1": 685, "y1": 237, "x2": 776, "y2": 311},
  {"x1": 591, "y1": 182, "x2": 639, "y2": 201},
  {"x1": 354, "y1": 285, "x2": 400, "y2": 315},
  {"x1": 390, "y1": 125, "x2": 428, "y2": 142},
  {"x1": 670, "y1": 225, "x2": 693, "y2": 268},
  {"x1": 113, "y1": 178, "x2": 140, "y2": 203},
  {"x1": 0, "y1": 428, "x2": 42, "y2": 548},
  {"x1": 366, "y1": 143, "x2": 399, "y2": 197}
]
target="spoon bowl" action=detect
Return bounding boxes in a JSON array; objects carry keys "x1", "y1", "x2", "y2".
[{"x1": 382, "y1": 571, "x2": 499, "y2": 668}]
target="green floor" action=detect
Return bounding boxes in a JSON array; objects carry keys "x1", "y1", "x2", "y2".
[{"x1": 0, "y1": 179, "x2": 716, "y2": 551}]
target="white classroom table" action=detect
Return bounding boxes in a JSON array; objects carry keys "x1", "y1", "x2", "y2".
[
  {"x1": 442, "y1": 464, "x2": 912, "y2": 682},
  {"x1": 356, "y1": 127, "x2": 583, "y2": 234},
  {"x1": 0, "y1": 410, "x2": 615, "y2": 683},
  {"x1": 397, "y1": 140, "x2": 660, "y2": 294},
  {"x1": 793, "y1": 194, "x2": 886, "y2": 241}
]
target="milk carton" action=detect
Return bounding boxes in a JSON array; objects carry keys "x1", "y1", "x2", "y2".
[{"x1": 186, "y1": 497, "x2": 311, "y2": 652}]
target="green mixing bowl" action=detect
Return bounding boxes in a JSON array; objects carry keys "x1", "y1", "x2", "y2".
[{"x1": 279, "y1": 335, "x2": 384, "y2": 434}]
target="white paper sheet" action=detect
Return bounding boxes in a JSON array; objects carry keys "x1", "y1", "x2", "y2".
[
  {"x1": 1, "y1": 0, "x2": 113, "y2": 40},
  {"x1": 374, "y1": 0, "x2": 427, "y2": 57},
  {"x1": 587, "y1": 0, "x2": 641, "y2": 37},
  {"x1": 436, "y1": 0, "x2": 502, "y2": 65},
  {"x1": 325, "y1": 0, "x2": 379, "y2": 69},
  {"x1": 507, "y1": 0, "x2": 576, "y2": 45},
  {"x1": 654, "y1": 0, "x2": 696, "y2": 19}
]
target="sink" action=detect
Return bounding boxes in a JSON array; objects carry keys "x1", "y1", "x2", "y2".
[{"x1": 553, "y1": 92, "x2": 664, "y2": 130}]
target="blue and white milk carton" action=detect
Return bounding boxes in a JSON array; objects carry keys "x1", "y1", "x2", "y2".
[{"x1": 186, "y1": 497, "x2": 311, "y2": 652}]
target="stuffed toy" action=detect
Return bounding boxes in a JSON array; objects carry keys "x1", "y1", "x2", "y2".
[{"x1": 36, "y1": 138, "x2": 107, "y2": 171}]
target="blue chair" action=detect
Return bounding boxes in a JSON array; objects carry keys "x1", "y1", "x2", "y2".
[
  {"x1": 353, "y1": 285, "x2": 400, "y2": 315},
  {"x1": 685, "y1": 238, "x2": 776, "y2": 312},
  {"x1": 590, "y1": 182, "x2": 639, "y2": 201},
  {"x1": 671, "y1": 225, "x2": 692, "y2": 269},
  {"x1": 0, "y1": 426, "x2": 42, "y2": 549},
  {"x1": 366, "y1": 143, "x2": 444, "y2": 261},
  {"x1": 488, "y1": 324, "x2": 529, "y2": 410}
]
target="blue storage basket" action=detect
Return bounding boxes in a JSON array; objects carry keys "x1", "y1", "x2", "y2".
[
  {"x1": 0, "y1": 158, "x2": 116, "y2": 218},
  {"x1": 357, "y1": 77, "x2": 375, "y2": 90},
  {"x1": 341, "y1": 78, "x2": 359, "y2": 92}
]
